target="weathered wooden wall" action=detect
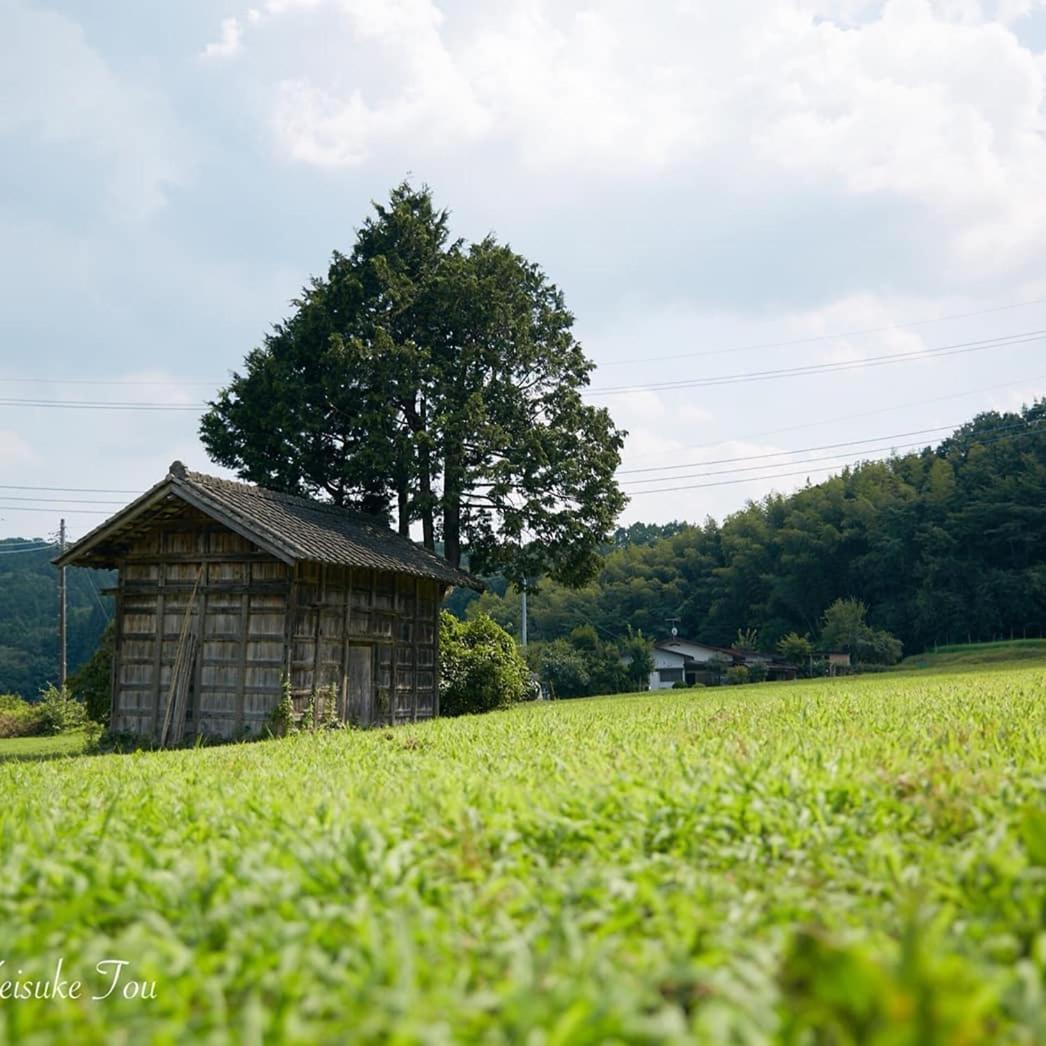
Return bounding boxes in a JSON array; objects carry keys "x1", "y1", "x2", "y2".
[
  {"x1": 288, "y1": 563, "x2": 440, "y2": 725},
  {"x1": 110, "y1": 507, "x2": 443, "y2": 740}
]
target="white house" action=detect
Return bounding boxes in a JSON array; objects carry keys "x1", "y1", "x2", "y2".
[
  {"x1": 649, "y1": 638, "x2": 733, "y2": 689},
  {"x1": 648, "y1": 637, "x2": 790, "y2": 688}
]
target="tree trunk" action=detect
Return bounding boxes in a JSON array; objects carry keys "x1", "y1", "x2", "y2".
[
  {"x1": 397, "y1": 482, "x2": 409, "y2": 537},
  {"x1": 443, "y1": 446, "x2": 463, "y2": 568},
  {"x1": 403, "y1": 397, "x2": 435, "y2": 550},
  {"x1": 419, "y1": 401, "x2": 435, "y2": 550}
]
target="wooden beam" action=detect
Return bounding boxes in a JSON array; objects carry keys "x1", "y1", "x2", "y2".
[
  {"x1": 109, "y1": 567, "x2": 125, "y2": 732},
  {"x1": 151, "y1": 563, "x2": 166, "y2": 742}
]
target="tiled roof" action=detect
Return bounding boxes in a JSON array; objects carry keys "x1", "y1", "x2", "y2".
[{"x1": 57, "y1": 462, "x2": 483, "y2": 590}]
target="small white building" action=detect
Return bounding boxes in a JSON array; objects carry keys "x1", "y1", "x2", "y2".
[
  {"x1": 649, "y1": 638, "x2": 733, "y2": 689},
  {"x1": 648, "y1": 637, "x2": 791, "y2": 688}
]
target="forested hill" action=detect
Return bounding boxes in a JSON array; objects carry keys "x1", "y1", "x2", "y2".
[
  {"x1": 0, "y1": 541, "x2": 112, "y2": 698},
  {"x1": 462, "y1": 402, "x2": 1046, "y2": 656},
  {"x1": 2, "y1": 403, "x2": 1042, "y2": 697}
]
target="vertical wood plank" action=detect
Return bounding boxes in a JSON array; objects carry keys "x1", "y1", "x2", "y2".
[
  {"x1": 191, "y1": 556, "x2": 205, "y2": 737},
  {"x1": 236, "y1": 588, "x2": 249, "y2": 734},
  {"x1": 311, "y1": 563, "x2": 324, "y2": 718},
  {"x1": 284, "y1": 567, "x2": 298, "y2": 686},
  {"x1": 110, "y1": 565, "x2": 125, "y2": 732},
  {"x1": 370, "y1": 567, "x2": 377, "y2": 723},
  {"x1": 434, "y1": 582, "x2": 445, "y2": 719},
  {"x1": 152, "y1": 562, "x2": 167, "y2": 742},
  {"x1": 412, "y1": 575, "x2": 420, "y2": 722},
  {"x1": 340, "y1": 567, "x2": 351, "y2": 719}
]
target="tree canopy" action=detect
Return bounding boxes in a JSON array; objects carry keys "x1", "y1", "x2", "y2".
[
  {"x1": 454, "y1": 403, "x2": 1046, "y2": 658},
  {"x1": 201, "y1": 182, "x2": 626, "y2": 586},
  {"x1": 0, "y1": 542, "x2": 112, "y2": 699}
]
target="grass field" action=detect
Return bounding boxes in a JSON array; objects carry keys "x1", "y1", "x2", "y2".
[
  {"x1": 897, "y1": 638, "x2": 1046, "y2": 671},
  {"x1": 1, "y1": 666, "x2": 1044, "y2": 1042},
  {"x1": 0, "y1": 730, "x2": 89, "y2": 762}
]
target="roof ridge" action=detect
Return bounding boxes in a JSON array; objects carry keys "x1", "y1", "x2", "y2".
[
  {"x1": 184, "y1": 470, "x2": 388, "y2": 526},
  {"x1": 176, "y1": 467, "x2": 480, "y2": 588},
  {"x1": 57, "y1": 461, "x2": 481, "y2": 589}
]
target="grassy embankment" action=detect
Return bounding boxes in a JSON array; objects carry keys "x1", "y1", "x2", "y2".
[
  {"x1": 0, "y1": 664, "x2": 1044, "y2": 1041},
  {"x1": 897, "y1": 638, "x2": 1046, "y2": 671}
]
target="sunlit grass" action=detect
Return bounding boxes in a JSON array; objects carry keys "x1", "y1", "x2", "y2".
[
  {"x1": 0, "y1": 730, "x2": 88, "y2": 762},
  {"x1": 0, "y1": 665, "x2": 1044, "y2": 1042}
]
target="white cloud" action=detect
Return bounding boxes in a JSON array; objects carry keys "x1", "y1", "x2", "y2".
[
  {"x1": 0, "y1": 430, "x2": 35, "y2": 466},
  {"x1": 269, "y1": 0, "x2": 488, "y2": 166},
  {"x1": 202, "y1": 16, "x2": 243, "y2": 59},
  {"x1": 205, "y1": 0, "x2": 1046, "y2": 272},
  {"x1": 0, "y1": 0, "x2": 188, "y2": 219}
]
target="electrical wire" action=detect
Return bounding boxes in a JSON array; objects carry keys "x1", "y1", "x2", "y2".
[
  {"x1": 619, "y1": 423, "x2": 964, "y2": 476},
  {"x1": 0, "y1": 495, "x2": 127, "y2": 505},
  {"x1": 596, "y1": 295, "x2": 1046, "y2": 367},
  {"x1": 0, "y1": 505, "x2": 112, "y2": 515},
  {"x1": 0, "y1": 398, "x2": 201, "y2": 411},
  {"x1": 621, "y1": 372, "x2": 1046, "y2": 464},
  {"x1": 0, "y1": 327, "x2": 1042, "y2": 410},
  {"x1": 619, "y1": 423, "x2": 1030, "y2": 488},
  {"x1": 586, "y1": 329, "x2": 1046, "y2": 396},
  {"x1": 5, "y1": 293, "x2": 1046, "y2": 383},
  {"x1": 0, "y1": 484, "x2": 142, "y2": 494},
  {"x1": 625, "y1": 422, "x2": 1042, "y2": 496}
]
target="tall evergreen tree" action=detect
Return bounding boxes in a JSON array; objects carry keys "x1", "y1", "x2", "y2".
[{"x1": 201, "y1": 183, "x2": 626, "y2": 585}]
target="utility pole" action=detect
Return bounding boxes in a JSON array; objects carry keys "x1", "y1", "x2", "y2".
[
  {"x1": 57, "y1": 518, "x2": 67, "y2": 690},
  {"x1": 520, "y1": 577, "x2": 528, "y2": 648}
]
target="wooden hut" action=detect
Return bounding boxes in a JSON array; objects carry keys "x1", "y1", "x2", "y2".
[{"x1": 55, "y1": 462, "x2": 481, "y2": 742}]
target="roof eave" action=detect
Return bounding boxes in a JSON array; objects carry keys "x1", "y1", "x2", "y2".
[
  {"x1": 53, "y1": 479, "x2": 177, "y2": 568},
  {"x1": 53, "y1": 478, "x2": 301, "y2": 569}
]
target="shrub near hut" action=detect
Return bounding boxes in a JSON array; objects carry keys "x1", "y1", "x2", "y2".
[{"x1": 438, "y1": 611, "x2": 528, "y2": 716}]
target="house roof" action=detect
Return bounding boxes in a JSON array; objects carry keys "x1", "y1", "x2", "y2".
[
  {"x1": 55, "y1": 461, "x2": 483, "y2": 590},
  {"x1": 655, "y1": 638, "x2": 734, "y2": 658},
  {"x1": 655, "y1": 638, "x2": 775, "y2": 663}
]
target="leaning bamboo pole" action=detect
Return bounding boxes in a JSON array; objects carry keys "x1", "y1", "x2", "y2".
[{"x1": 159, "y1": 567, "x2": 203, "y2": 747}]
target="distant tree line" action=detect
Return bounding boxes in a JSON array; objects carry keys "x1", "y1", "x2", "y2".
[
  {"x1": 455, "y1": 404, "x2": 1046, "y2": 659},
  {"x1": 0, "y1": 543, "x2": 112, "y2": 700}
]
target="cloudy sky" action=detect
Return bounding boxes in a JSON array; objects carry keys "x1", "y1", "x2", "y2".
[{"x1": 2, "y1": 0, "x2": 1046, "y2": 544}]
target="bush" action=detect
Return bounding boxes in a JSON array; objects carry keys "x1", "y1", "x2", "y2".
[
  {"x1": 671, "y1": 680, "x2": 689, "y2": 690},
  {"x1": 529, "y1": 639, "x2": 592, "y2": 698},
  {"x1": 0, "y1": 689, "x2": 93, "y2": 738},
  {"x1": 747, "y1": 662, "x2": 768, "y2": 683},
  {"x1": 726, "y1": 665, "x2": 750, "y2": 685},
  {"x1": 439, "y1": 611, "x2": 529, "y2": 716},
  {"x1": 36, "y1": 685, "x2": 91, "y2": 735},
  {"x1": 0, "y1": 695, "x2": 43, "y2": 738},
  {"x1": 66, "y1": 620, "x2": 114, "y2": 723}
]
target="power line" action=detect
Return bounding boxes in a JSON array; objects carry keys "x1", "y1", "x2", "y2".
[
  {"x1": 626, "y1": 423, "x2": 1042, "y2": 496},
  {"x1": 0, "y1": 377, "x2": 219, "y2": 386},
  {"x1": 623, "y1": 372, "x2": 1045, "y2": 463},
  {"x1": 6, "y1": 295, "x2": 1043, "y2": 383},
  {"x1": 0, "y1": 398, "x2": 202, "y2": 411},
  {"x1": 0, "y1": 484, "x2": 142, "y2": 494},
  {"x1": 1, "y1": 328, "x2": 1043, "y2": 411},
  {"x1": 619, "y1": 423, "x2": 964, "y2": 476},
  {"x1": 619, "y1": 422, "x2": 1031, "y2": 488},
  {"x1": 0, "y1": 505, "x2": 111, "y2": 515},
  {"x1": 0, "y1": 495, "x2": 127, "y2": 505},
  {"x1": 586, "y1": 329, "x2": 1046, "y2": 396},
  {"x1": 0, "y1": 543, "x2": 56, "y2": 555},
  {"x1": 83, "y1": 571, "x2": 113, "y2": 622},
  {"x1": 596, "y1": 295, "x2": 1046, "y2": 367}
]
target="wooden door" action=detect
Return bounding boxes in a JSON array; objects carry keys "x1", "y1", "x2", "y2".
[{"x1": 346, "y1": 645, "x2": 373, "y2": 726}]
